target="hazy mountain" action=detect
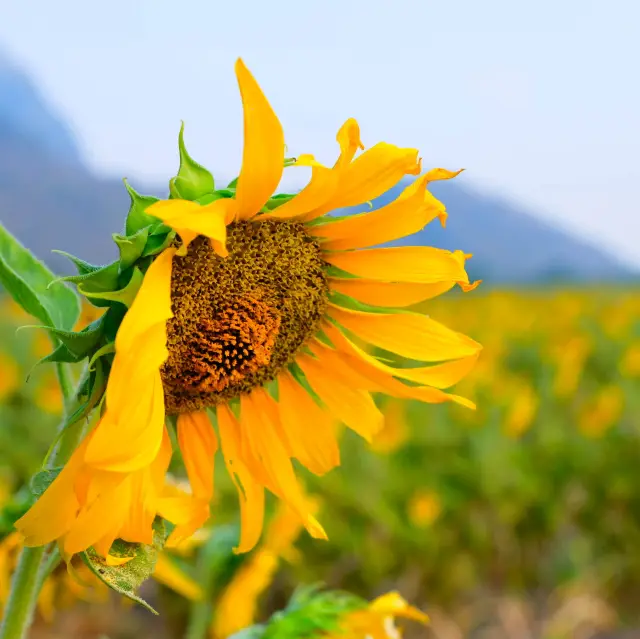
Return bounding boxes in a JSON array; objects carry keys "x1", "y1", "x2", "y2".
[{"x1": 0, "y1": 51, "x2": 635, "y2": 283}]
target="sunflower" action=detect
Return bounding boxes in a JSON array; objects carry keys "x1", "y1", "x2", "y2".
[{"x1": 15, "y1": 58, "x2": 480, "y2": 559}]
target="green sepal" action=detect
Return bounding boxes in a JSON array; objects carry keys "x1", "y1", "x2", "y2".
[
  {"x1": 113, "y1": 228, "x2": 150, "y2": 270},
  {"x1": 78, "y1": 268, "x2": 144, "y2": 309},
  {"x1": 124, "y1": 179, "x2": 161, "y2": 236},
  {"x1": 82, "y1": 518, "x2": 167, "y2": 614},
  {"x1": 88, "y1": 341, "x2": 116, "y2": 370},
  {"x1": 226, "y1": 177, "x2": 239, "y2": 189},
  {"x1": 168, "y1": 122, "x2": 215, "y2": 201},
  {"x1": 0, "y1": 222, "x2": 80, "y2": 331},
  {"x1": 30, "y1": 468, "x2": 63, "y2": 498},
  {"x1": 142, "y1": 230, "x2": 177, "y2": 258},
  {"x1": 61, "y1": 359, "x2": 108, "y2": 431},
  {"x1": 57, "y1": 261, "x2": 120, "y2": 290},
  {"x1": 52, "y1": 250, "x2": 102, "y2": 276},
  {"x1": 32, "y1": 343, "x2": 86, "y2": 367},
  {"x1": 0, "y1": 488, "x2": 33, "y2": 536},
  {"x1": 28, "y1": 317, "x2": 105, "y2": 360}
]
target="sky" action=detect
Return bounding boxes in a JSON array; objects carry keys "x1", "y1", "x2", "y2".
[{"x1": 1, "y1": 0, "x2": 638, "y2": 267}]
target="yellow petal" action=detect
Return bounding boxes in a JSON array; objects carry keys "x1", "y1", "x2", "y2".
[
  {"x1": 333, "y1": 117, "x2": 364, "y2": 170},
  {"x1": 177, "y1": 411, "x2": 218, "y2": 500},
  {"x1": 328, "y1": 304, "x2": 481, "y2": 362},
  {"x1": 63, "y1": 474, "x2": 131, "y2": 555},
  {"x1": 319, "y1": 142, "x2": 420, "y2": 213},
  {"x1": 275, "y1": 371, "x2": 341, "y2": 476},
  {"x1": 296, "y1": 353, "x2": 383, "y2": 441},
  {"x1": 115, "y1": 247, "x2": 174, "y2": 355},
  {"x1": 85, "y1": 371, "x2": 166, "y2": 473},
  {"x1": 309, "y1": 174, "x2": 442, "y2": 250},
  {"x1": 262, "y1": 161, "x2": 340, "y2": 220},
  {"x1": 328, "y1": 278, "x2": 455, "y2": 307},
  {"x1": 234, "y1": 58, "x2": 285, "y2": 220},
  {"x1": 325, "y1": 247, "x2": 470, "y2": 284},
  {"x1": 240, "y1": 391, "x2": 327, "y2": 541},
  {"x1": 14, "y1": 438, "x2": 88, "y2": 547},
  {"x1": 262, "y1": 119, "x2": 363, "y2": 221},
  {"x1": 217, "y1": 403, "x2": 265, "y2": 553},
  {"x1": 324, "y1": 321, "x2": 480, "y2": 390},
  {"x1": 370, "y1": 591, "x2": 430, "y2": 623},
  {"x1": 153, "y1": 553, "x2": 203, "y2": 601},
  {"x1": 145, "y1": 200, "x2": 232, "y2": 256}
]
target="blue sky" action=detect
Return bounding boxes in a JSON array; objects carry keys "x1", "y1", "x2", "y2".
[{"x1": 1, "y1": 0, "x2": 638, "y2": 266}]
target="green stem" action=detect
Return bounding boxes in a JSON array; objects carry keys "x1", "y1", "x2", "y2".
[
  {"x1": 185, "y1": 598, "x2": 214, "y2": 639},
  {"x1": 0, "y1": 546, "x2": 47, "y2": 638},
  {"x1": 0, "y1": 369, "x2": 85, "y2": 639}
]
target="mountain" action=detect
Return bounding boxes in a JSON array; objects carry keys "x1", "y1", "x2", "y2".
[{"x1": 0, "y1": 51, "x2": 636, "y2": 283}]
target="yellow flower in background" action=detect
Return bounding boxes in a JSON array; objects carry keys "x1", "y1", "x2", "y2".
[
  {"x1": 325, "y1": 591, "x2": 428, "y2": 639},
  {"x1": 212, "y1": 499, "x2": 316, "y2": 638},
  {"x1": 551, "y1": 335, "x2": 591, "y2": 399},
  {"x1": 408, "y1": 490, "x2": 442, "y2": 528},
  {"x1": 620, "y1": 341, "x2": 640, "y2": 378},
  {"x1": 0, "y1": 353, "x2": 19, "y2": 401},
  {"x1": 503, "y1": 381, "x2": 538, "y2": 439},
  {"x1": 16, "y1": 57, "x2": 481, "y2": 559},
  {"x1": 371, "y1": 400, "x2": 409, "y2": 454},
  {"x1": 578, "y1": 385, "x2": 624, "y2": 438}
]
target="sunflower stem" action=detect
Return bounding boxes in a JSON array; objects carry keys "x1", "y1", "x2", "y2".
[
  {"x1": 185, "y1": 599, "x2": 215, "y2": 639},
  {"x1": 0, "y1": 369, "x2": 85, "y2": 639}
]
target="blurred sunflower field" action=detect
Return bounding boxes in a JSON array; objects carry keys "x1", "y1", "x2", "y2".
[{"x1": 1, "y1": 286, "x2": 639, "y2": 638}]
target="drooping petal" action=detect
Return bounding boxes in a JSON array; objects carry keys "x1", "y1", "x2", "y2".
[
  {"x1": 309, "y1": 174, "x2": 442, "y2": 250},
  {"x1": 296, "y1": 353, "x2": 383, "y2": 441},
  {"x1": 325, "y1": 247, "x2": 470, "y2": 285},
  {"x1": 63, "y1": 474, "x2": 132, "y2": 555},
  {"x1": 312, "y1": 332, "x2": 476, "y2": 410},
  {"x1": 328, "y1": 304, "x2": 482, "y2": 362},
  {"x1": 146, "y1": 200, "x2": 233, "y2": 256},
  {"x1": 14, "y1": 437, "x2": 90, "y2": 547},
  {"x1": 234, "y1": 58, "x2": 285, "y2": 220},
  {"x1": 328, "y1": 278, "x2": 456, "y2": 307},
  {"x1": 240, "y1": 391, "x2": 327, "y2": 541},
  {"x1": 324, "y1": 321, "x2": 480, "y2": 390},
  {"x1": 85, "y1": 371, "x2": 166, "y2": 473},
  {"x1": 275, "y1": 371, "x2": 341, "y2": 475},
  {"x1": 177, "y1": 411, "x2": 218, "y2": 500},
  {"x1": 217, "y1": 403, "x2": 265, "y2": 553}
]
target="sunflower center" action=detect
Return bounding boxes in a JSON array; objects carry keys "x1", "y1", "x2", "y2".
[{"x1": 162, "y1": 219, "x2": 329, "y2": 414}]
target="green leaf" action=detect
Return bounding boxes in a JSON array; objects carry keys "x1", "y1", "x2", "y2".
[
  {"x1": 30, "y1": 468, "x2": 63, "y2": 498},
  {"x1": 0, "y1": 222, "x2": 80, "y2": 330},
  {"x1": 169, "y1": 122, "x2": 215, "y2": 200},
  {"x1": 78, "y1": 268, "x2": 144, "y2": 308},
  {"x1": 226, "y1": 177, "x2": 239, "y2": 189},
  {"x1": 82, "y1": 519, "x2": 167, "y2": 614},
  {"x1": 228, "y1": 627, "x2": 265, "y2": 639},
  {"x1": 113, "y1": 227, "x2": 150, "y2": 269},
  {"x1": 124, "y1": 179, "x2": 160, "y2": 235}
]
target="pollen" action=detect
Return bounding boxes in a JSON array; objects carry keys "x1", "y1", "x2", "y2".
[{"x1": 162, "y1": 219, "x2": 329, "y2": 414}]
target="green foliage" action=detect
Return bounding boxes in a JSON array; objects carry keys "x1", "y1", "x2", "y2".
[
  {"x1": 123, "y1": 179, "x2": 160, "y2": 236},
  {"x1": 82, "y1": 519, "x2": 167, "y2": 614},
  {"x1": 0, "y1": 222, "x2": 80, "y2": 331}
]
